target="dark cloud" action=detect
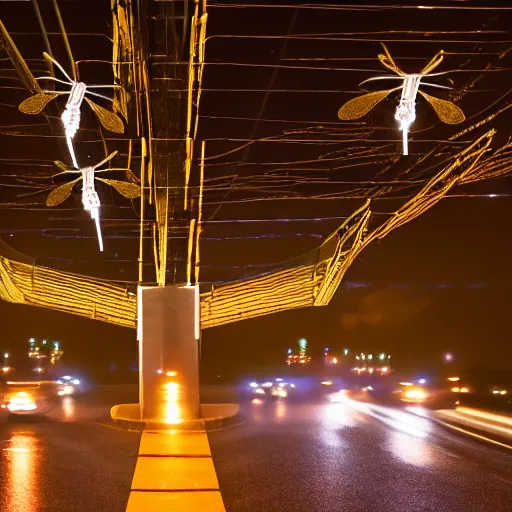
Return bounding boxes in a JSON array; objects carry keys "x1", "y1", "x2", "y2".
[{"x1": 341, "y1": 289, "x2": 430, "y2": 329}]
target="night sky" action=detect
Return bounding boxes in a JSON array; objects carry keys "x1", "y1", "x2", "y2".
[{"x1": 1, "y1": 1, "x2": 511, "y2": 381}]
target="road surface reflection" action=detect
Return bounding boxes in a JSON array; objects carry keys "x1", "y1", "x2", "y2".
[
  {"x1": 3, "y1": 431, "x2": 39, "y2": 512},
  {"x1": 247, "y1": 390, "x2": 437, "y2": 466}
]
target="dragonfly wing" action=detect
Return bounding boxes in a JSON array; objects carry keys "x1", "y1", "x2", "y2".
[
  {"x1": 378, "y1": 43, "x2": 403, "y2": 75},
  {"x1": 54, "y1": 160, "x2": 74, "y2": 172},
  {"x1": 338, "y1": 89, "x2": 395, "y2": 120},
  {"x1": 96, "y1": 178, "x2": 141, "y2": 199},
  {"x1": 113, "y1": 86, "x2": 130, "y2": 122},
  {"x1": 46, "y1": 178, "x2": 81, "y2": 207},
  {"x1": 0, "y1": 20, "x2": 42, "y2": 94},
  {"x1": 94, "y1": 150, "x2": 119, "y2": 170},
  {"x1": 85, "y1": 97, "x2": 125, "y2": 133},
  {"x1": 420, "y1": 50, "x2": 444, "y2": 75},
  {"x1": 418, "y1": 90, "x2": 465, "y2": 124},
  {"x1": 19, "y1": 93, "x2": 59, "y2": 114}
]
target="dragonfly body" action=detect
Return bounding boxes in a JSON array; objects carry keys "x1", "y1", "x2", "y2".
[
  {"x1": 18, "y1": 53, "x2": 125, "y2": 168},
  {"x1": 395, "y1": 74, "x2": 422, "y2": 131},
  {"x1": 62, "y1": 81, "x2": 86, "y2": 139},
  {"x1": 45, "y1": 151, "x2": 141, "y2": 253},
  {"x1": 338, "y1": 45, "x2": 465, "y2": 155},
  {"x1": 81, "y1": 166, "x2": 103, "y2": 251}
]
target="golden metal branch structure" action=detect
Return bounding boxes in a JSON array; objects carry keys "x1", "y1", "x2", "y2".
[{"x1": 0, "y1": 130, "x2": 507, "y2": 329}]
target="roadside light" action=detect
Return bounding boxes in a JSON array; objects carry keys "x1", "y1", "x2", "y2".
[
  {"x1": 250, "y1": 382, "x2": 258, "y2": 388},
  {"x1": 400, "y1": 382, "x2": 413, "y2": 387},
  {"x1": 451, "y1": 387, "x2": 460, "y2": 393},
  {"x1": 418, "y1": 379, "x2": 426, "y2": 384},
  {"x1": 381, "y1": 366, "x2": 388, "y2": 373},
  {"x1": 332, "y1": 357, "x2": 338, "y2": 364},
  {"x1": 499, "y1": 390, "x2": 507, "y2": 395},
  {"x1": 379, "y1": 353, "x2": 385, "y2": 360},
  {"x1": 157, "y1": 369, "x2": 163, "y2": 374},
  {"x1": 321, "y1": 381, "x2": 333, "y2": 386},
  {"x1": 448, "y1": 377, "x2": 460, "y2": 382},
  {"x1": 166, "y1": 371, "x2": 178, "y2": 377},
  {"x1": 492, "y1": 390, "x2": 500, "y2": 395},
  {"x1": 460, "y1": 387, "x2": 469, "y2": 393}
]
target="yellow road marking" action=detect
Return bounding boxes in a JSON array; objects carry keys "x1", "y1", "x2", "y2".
[
  {"x1": 132, "y1": 456, "x2": 220, "y2": 490},
  {"x1": 126, "y1": 429, "x2": 226, "y2": 511},
  {"x1": 139, "y1": 431, "x2": 211, "y2": 456},
  {"x1": 126, "y1": 490, "x2": 225, "y2": 512}
]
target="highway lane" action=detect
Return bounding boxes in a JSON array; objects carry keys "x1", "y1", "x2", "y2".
[
  {"x1": 0, "y1": 386, "x2": 141, "y2": 512},
  {"x1": 209, "y1": 391, "x2": 512, "y2": 512}
]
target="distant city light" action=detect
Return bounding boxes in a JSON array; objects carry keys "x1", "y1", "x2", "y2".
[
  {"x1": 381, "y1": 367, "x2": 389, "y2": 373},
  {"x1": 368, "y1": 354, "x2": 373, "y2": 360},
  {"x1": 344, "y1": 348, "x2": 349, "y2": 356},
  {"x1": 379, "y1": 353, "x2": 385, "y2": 360},
  {"x1": 4, "y1": 353, "x2": 8, "y2": 359},
  {"x1": 332, "y1": 357, "x2": 338, "y2": 364},
  {"x1": 447, "y1": 376, "x2": 460, "y2": 382},
  {"x1": 287, "y1": 348, "x2": 292, "y2": 355},
  {"x1": 444, "y1": 353, "x2": 454, "y2": 362}
]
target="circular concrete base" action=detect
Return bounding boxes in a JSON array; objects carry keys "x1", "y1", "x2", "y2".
[{"x1": 110, "y1": 403, "x2": 240, "y2": 431}]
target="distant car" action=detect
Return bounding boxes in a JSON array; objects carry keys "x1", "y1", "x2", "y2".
[{"x1": 56, "y1": 375, "x2": 84, "y2": 396}]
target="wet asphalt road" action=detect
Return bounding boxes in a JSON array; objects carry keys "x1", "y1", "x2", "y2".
[
  {"x1": 0, "y1": 386, "x2": 141, "y2": 512},
  {"x1": 0, "y1": 386, "x2": 510, "y2": 512},
  {"x1": 209, "y1": 391, "x2": 512, "y2": 512}
]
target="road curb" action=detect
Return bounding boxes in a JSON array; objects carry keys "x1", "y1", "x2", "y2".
[{"x1": 110, "y1": 403, "x2": 241, "y2": 431}]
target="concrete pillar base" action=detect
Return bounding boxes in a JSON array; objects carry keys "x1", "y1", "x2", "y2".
[{"x1": 110, "y1": 403, "x2": 240, "y2": 431}]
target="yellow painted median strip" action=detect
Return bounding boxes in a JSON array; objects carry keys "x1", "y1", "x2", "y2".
[{"x1": 126, "y1": 430, "x2": 226, "y2": 512}]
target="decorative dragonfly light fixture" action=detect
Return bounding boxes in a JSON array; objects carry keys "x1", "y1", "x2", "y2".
[
  {"x1": 338, "y1": 44, "x2": 465, "y2": 155},
  {"x1": 19, "y1": 53, "x2": 124, "y2": 169},
  {"x1": 46, "y1": 151, "x2": 141, "y2": 252}
]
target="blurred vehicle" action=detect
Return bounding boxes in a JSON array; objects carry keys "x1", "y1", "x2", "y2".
[
  {"x1": 56, "y1": 375, "x2": 85, "y2": 396},
  {"x1": 248, "y1": 378, "x2": 296, "y2": 399},
  {"x1": 1, "y1": 381, "x2": 57, "y2": 416},
  {"x1": 392, "y1": 381, "x2": 457, "y2": 409}
]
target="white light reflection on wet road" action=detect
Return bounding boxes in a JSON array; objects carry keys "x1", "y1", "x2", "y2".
[
  {"x1": 331, "y1": 391, "x2": 432, "y2": 439},
  {"x1": 4, "y1": 431, "x2": 39, "y2": 512},
  {"x1": 61, "y1": 397, "x2": 76, "y2": 421},
  {"x1": 329, "y1": 391, "x2": 435, "y2": 466}
]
